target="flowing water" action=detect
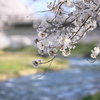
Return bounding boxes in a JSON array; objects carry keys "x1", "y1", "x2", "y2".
[{"x1": 0, "y1": 57, "x2": 100, "y2": 100}]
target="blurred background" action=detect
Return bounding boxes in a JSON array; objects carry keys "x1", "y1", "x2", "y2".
[{"x1": 0, "y1": 0, "x2": 100, "y2": 100}]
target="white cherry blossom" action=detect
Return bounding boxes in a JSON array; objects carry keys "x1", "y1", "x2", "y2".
[
  {"x1": 32, "y1": 0, "x2": 100, "y2": 67},
  {"x1": 37, "y1": 42, "x2": 44, "y2": 50},
  {"x1": 38, "y1": 49, "x2": 45, "y2": 55},
  {"x1": 38, "y1": 31, "x2": 47, "y2": 39},
  {"x1": 32, "y1": 59, "x2": 41, "y2": 68},
  {"x1": 48, "y1": 48, "x2": 57, "y2": 57},
  {"x1": 62, "y1": 49, "x2": 71, "y2": 56},
  {"x1": 90, "y1": 47, "x2": 100, "y2": 59}
]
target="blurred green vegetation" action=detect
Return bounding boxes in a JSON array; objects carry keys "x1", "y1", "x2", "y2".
[
  {"x1": 58, "y1": 41, "x2": 97, "y2": 57},
  {"x1": 3, "y1": 46, "x2": 37, "y2": 52},
  {"x1": 0, "y1": 41, "x2": 98, "y2": 80},
  {"x1": 0, "y1": 51, "x2": 67, "y2": 81},
  {"x1": 82, "y1": 92, "x2": 100, "y2": 100},
  {"x1": 71, "y1": 41, "x2": 97, "y2": 57},
  {"x1": 3, "y1": 41, "x2": 97, "y2": 56}
]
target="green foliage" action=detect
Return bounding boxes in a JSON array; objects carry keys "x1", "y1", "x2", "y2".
[
  {"x1": 3, "y1": 46, "x2": 37, "y2": 52},
  {"x1": 2, "y1": 42, "x2": 98, "y2": 57},
  {"x1": 71, "y1": 42, "x2": 97, "y2": 57},
  {"x1": 82, "y1": 92, "x2": 100, "y2": 100},
  {"x1": 0, "y1": 52, "x2": 67, "y2": 81}
]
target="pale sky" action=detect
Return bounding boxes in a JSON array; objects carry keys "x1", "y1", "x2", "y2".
[
  {"x1": 22, "y1": 0, "x2": 54, "y2": 18},
  {"x1": 22, "y1": 0, "x2": 75, "y2": 18}
]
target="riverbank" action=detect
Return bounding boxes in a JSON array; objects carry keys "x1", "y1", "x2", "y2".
[{"x1": 0, "y1": 52, "x2": 67, "y2": 81}]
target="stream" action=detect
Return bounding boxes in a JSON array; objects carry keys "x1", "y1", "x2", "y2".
[{"x1": 0, "y1": 57, "x2": 100, "y2": 100}]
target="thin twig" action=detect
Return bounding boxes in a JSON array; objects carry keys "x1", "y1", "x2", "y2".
[{"x1": 36, "y1": 56, "x2": 56, "y2": 79}]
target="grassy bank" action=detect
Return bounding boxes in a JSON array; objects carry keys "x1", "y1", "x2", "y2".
[
  {"x1": 0, "y1": 41, "x2": 98, "y2": 81},
  {"x1": 0, "y1": 51, "x2": 68, "y2": 81},
  {"x1": 3, "y1": 41, "x2": 97, "y2": 56},
  {"x1": 82, "y1": 92, "x2": 100, "y2": 100},
  {"x1": 71, "y1": 42, "x2": 97, "y2": 57}
]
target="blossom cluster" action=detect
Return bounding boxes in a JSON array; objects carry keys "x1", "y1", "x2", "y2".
[
  {"x1": 90, "y1": 47, "x2": 100, "y2": 59},
  {"x1": 32, "y1": 0, "x2": 100, "y2": 67}
]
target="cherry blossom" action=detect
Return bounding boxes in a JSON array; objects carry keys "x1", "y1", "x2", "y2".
[
  {"x1": 90, "y1": 47, "x2": 100, "y2": 59},
  {"x1": 32, "y1": 59, "x2": 41, "y2": 68},
  {"x1": 32, "y1": 0, "x2": 100, "y2": 68}
]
